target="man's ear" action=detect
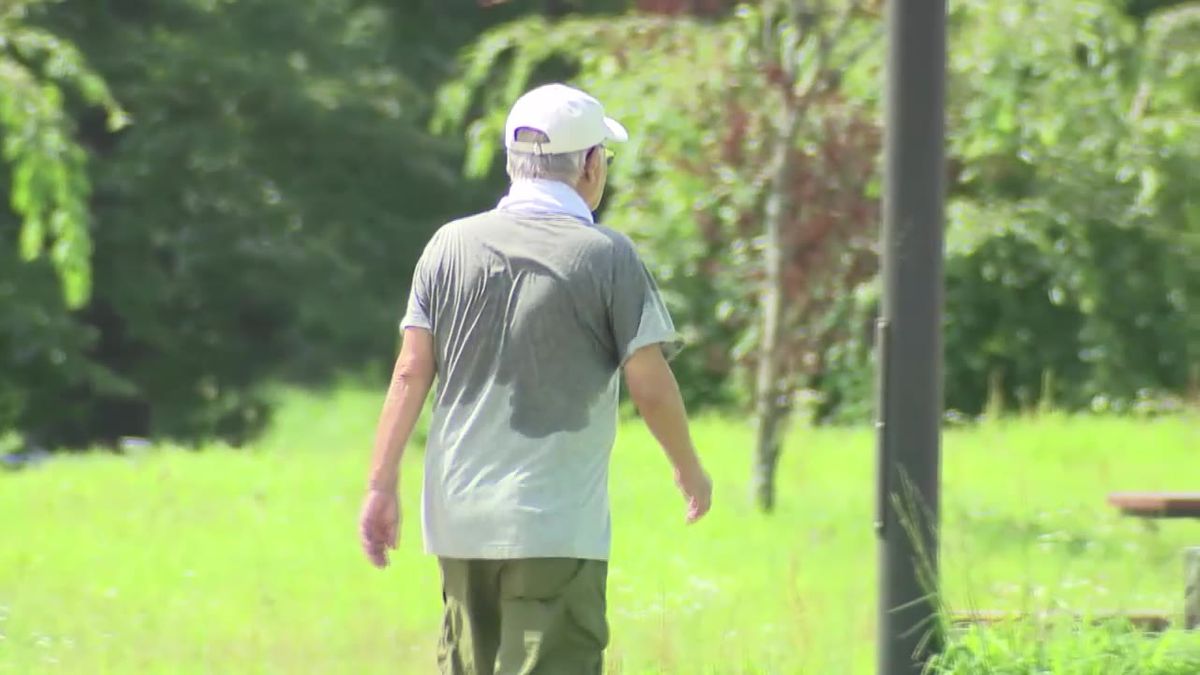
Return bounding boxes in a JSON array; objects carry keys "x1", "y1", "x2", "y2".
[{"x1": 582, "y1": 147, "x2": 601, "y2": 180}]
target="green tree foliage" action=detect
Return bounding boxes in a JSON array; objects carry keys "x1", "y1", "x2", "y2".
[
  {"x1": 0, "y1": 1, "x2": 127, "y2": 442},
  {"x1": 0, "y1": 1, "x2": 479, "y2": 447},
  {"x1": 935, "y1": 0, "x2": 1200, "y2": 414},
  {"x1": 816, "y1": 0, "x2": 1200, "y2": 419},
  {"x1": 0, "y1": 1, "x2": 125, "y2": 307},
  {"x1": 1, "y1": 0, "x2": 635, "y2": 449},
  {"x1": 3, "y1": 0, "x2": 1195, "y2": 451},
  {"x1": 436, "y1": 3, "x2": 882, "y2": 415},
  {"x1": 442, "y1": 0, "x2": 1198, "y2": 425},
  {"x1": 437, "y1": 1, "x2": 887, "y2": 510},
  {"x1": 40, "y1": 0, "x2": 483, "y2": 447}
]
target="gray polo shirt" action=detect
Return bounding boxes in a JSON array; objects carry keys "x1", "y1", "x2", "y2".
[{"x1": 401, "y1": 201, "x2": 679, "y2": 561}]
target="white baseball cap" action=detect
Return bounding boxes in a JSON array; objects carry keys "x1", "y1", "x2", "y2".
[{"x1": 504, "y1": 83, "x2": 628, "y2": 155}]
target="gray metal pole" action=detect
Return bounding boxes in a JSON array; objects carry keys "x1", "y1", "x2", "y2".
[{"x1": 876, "y1": 0, "x2": 946, "y2": 673}]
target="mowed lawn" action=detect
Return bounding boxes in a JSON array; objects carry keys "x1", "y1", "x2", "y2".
[{"x1": 2, "y1": 388, "x2": 1198, "y2": 674}]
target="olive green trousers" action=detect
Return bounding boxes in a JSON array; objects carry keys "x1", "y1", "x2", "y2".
[{"x1": 437, "y1": 557, "x2": 609, "y2": 675}]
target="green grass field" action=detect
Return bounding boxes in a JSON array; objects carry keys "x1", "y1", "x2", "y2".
[{"x1": 2, "y1": 388, "x2": 1199, "y2": 673}]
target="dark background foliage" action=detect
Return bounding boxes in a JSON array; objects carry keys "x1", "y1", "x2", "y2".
[{"x1": 1, "y1": 0, "x2": 1195, "y2": 450}]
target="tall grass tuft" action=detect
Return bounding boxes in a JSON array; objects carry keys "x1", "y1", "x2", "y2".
[{"x1": 888, "y1": 467, "x2": 1200, "y2": 674}]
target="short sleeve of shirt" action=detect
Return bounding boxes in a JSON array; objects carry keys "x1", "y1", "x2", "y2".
[
  {"x1": 400, "y1": 239, "x2": 436, "y2": 332},
  {"x1": 610, "y1": 237, "x2": 682, "y2": 364}
]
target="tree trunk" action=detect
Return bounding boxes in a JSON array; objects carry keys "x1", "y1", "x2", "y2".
[
  {"x1": 753, "y1": 106, "x2": 802, "y2": 513},
  {"x1": 753, "y1": 385, "x2": 789, "y2": 511},
  {"x1": 753, "y1": 243, "x2": 787, "y2": 510}
]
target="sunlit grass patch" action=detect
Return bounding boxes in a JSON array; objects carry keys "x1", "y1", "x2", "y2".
[{"x1": 1, "y1": 390, "x2": 1197, "y2": 673}]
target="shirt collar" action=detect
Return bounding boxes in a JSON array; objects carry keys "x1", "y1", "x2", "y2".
[{"x1": 496, "y1": 179, "x2": 594, "y2": 224}]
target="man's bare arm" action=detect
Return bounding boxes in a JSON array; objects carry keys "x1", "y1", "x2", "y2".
[
  {"x1": 623, "y1": 344, "x2": 712, "y2": 523},
  {"x1": 360, "y1": 328, "x2": 435, "y2": 568},
  {"x1": 367, "y1": 328, "x2": 436, "y2": 492}
]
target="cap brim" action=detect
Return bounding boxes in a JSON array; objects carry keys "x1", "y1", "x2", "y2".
[{"x1": 604, "y1": 117, "x2": 629, "y2": 144}]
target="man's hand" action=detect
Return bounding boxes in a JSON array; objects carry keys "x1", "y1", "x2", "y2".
[
  {"x1": 675, "y1": 464, "x2": 713, "y2": 524},
  {"x1": 359, "y1": 489, "x2": 400, "y2": 568}
]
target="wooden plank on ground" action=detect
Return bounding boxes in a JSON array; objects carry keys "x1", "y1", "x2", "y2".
[
  {"x1": 951, "y1": 609, "x2": 1172, "y2": 633},
  {"x1": 1107, "y1": 492, "x2": 1200, "y2": 519}
]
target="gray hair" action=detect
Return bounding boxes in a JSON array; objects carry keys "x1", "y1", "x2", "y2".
[{"x1": 505, "y1": 128, "x2": 589, "y2": 183}]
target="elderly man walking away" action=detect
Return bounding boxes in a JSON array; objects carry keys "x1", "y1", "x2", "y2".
[{"x1": 358, "y1": 83, "x2": 713, "y2": 675}]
